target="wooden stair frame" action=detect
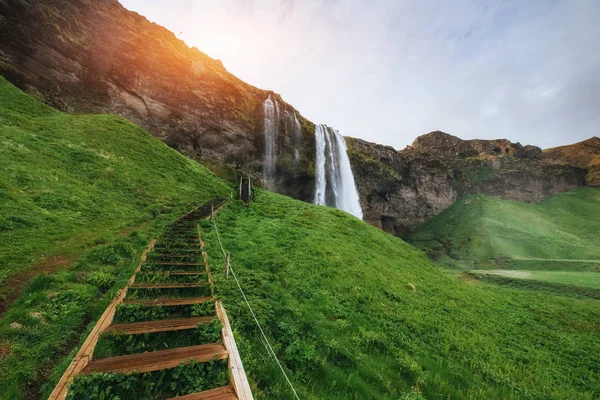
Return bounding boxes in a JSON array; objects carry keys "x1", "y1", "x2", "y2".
[{"x1": 49, "y1": 199, "x2": 252, "y2": 400}]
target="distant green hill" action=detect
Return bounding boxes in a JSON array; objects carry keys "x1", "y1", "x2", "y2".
[
  {"x1": 408, "y1": 188, "x2": 600, "y2": 265},
  {"x1": 1, "y1": 77, "x2": 599, "y2": 400}
]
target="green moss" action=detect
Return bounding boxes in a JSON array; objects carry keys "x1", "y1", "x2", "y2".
[{"x1": 346, "y1": 140, "x2": 400, "y2": 181}]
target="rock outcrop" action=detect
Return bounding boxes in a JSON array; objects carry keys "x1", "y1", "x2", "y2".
[
  {"x1": 0, "y1": 0, "x2": 317, "y2": 201},
  {"x1": 347, "y1": 132, "x2": 588, "y2": 234},
  {"x1": 0, "y1": 0, "x2": 595, "y2": 235},
  {"x1": 544, "y1": 137, "x2": 600, "y2": 187}
]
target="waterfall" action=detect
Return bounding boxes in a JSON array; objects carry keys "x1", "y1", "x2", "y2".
[
  {"x1": 313, "y1": 124, "x2": 363, "y2": 219},
  {"x1": 263, "y1": 94, "x2": 279, "y2": 190},
  {"x1": 314, "y1": 125, "x2": 327, "y2": 205},
  {"x1": 293, "y1": 112, "x2": 301, "y2": 164}
]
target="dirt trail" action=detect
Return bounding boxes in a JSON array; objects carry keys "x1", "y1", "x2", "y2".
[{"x1": 0, "y1": 256, "x2": 74, "y2": 317}]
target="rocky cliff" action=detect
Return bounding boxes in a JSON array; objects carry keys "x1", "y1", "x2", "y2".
[
  {"x1": 0, "y1": 0, "x2": 317, "y2": 201},
  {"x1": 347, "y1": 132, "x2": 588, "y2": 234},
  {"x1": 0, "y1": 0, "x2": 596, "y2": 234},
  {"x1": 544, "y1": 137, "x2": 600, "y2": 186}
]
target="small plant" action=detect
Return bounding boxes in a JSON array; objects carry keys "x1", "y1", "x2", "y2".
[
  {"x1": 67, "y1": 360, "x2": 229, "y2": 399},
  {"x1": 85, "y1": 271, "x2": 115, "y2": 292},
  {"x1": 94, "y1": 319, "x2": 223, "y2": 358}
]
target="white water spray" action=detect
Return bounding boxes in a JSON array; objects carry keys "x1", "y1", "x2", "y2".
[
  {"x1": 293, "y1": 112, "x2": 302, "y2": 164},
  {"x1": 313, "y1": 124, "x2": 363, "y2": 219},
  {"x1": 263, "y1": 94, "x2": 278, "y2": 190}
]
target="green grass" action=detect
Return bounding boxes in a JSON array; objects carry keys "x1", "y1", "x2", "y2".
[
  {"x1": 1, "y1": 74, "x2": 599, "y2": 399},
  {"x1": 200, "y1": 192, "x2": 600, "y2": 399},
  {"x1": 518, "y1": 271, "x2": 600, "y2": 289},
  {"x1": 0, "y1": 75, "x2": 229, "y2": 290},
  {"x1": 66, "y1": 360, "x2": 230, "y2": 400},
  {"x1": 112, "y1": 302, "x2": 216, "y2": 324},
  {"x1": 408, "y1": 188, "x2": 600, "y2": 262},
  {"x1": 407, "y1": 189, "x2": 600, "y2": 292},
  {"x1": 0, "y1": 76, "x2": 231, "y2": 399},
  {"x1": 470, "y1": 270, "x2": 600, "y2": 291},
  {"x1": 93, "y1": 318, "x2": 222, "y2": 358}
]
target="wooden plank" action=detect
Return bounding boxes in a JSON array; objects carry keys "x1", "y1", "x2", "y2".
[
  {"x1": 151, "y1": 249, "x2": 202, "y2": 253},
  {"x1": 146, "y1": 262, "x2": 203, "y2": 266},
  {"x1": 122, "y1": 297, "x2": 215, "y2": 307},
  {"x1": 137, "y1": 271, "x2": 206, "y2": 276},
  {"x1": 151, "y1": 254, "x2": 202, "y2": 258},
  {"x1": 82, "y1": 343, "x2": 228, "y2": 375},
  {"x1": 130, "y1": 283, "x2": 208, "y2": 289},
  {"x1": 105, "y1": 316, "x2": 214, "y2": 335},
  {"x1": 48, "y1": 239, "x2": 157, "y2": 400},
  {"x1": 216, "y1": 301, "x2": 253, "y2": 400},
  {"x1": 168, "y1": 386, "x2": 237, "y2": 400}
]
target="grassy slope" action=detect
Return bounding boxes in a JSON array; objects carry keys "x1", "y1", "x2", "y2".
[
  {"x1": 1, "y1": 76, "x2": 598, "y2": 399},
  {"x1": 0, "y1": 75, "x2": 230, "y2": 288},
  {"x1": 408, "y1": 188, "x2": 600, "y2": 263},
  {"x1": 201, "y1": 192, "x2": 600, "y2": 400},
  {"x1": 0, "y1": 76, "x2": 231, "y2": 398}
]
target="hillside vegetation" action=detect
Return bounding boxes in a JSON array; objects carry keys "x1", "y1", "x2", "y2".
[
  {"x1": 409, "y1": 188, "x2": 600, "y2": 263},
  {"x1": 200, "y1": 192, "x2": 599, "y2": 399},
  {"x1": 0, "y1": 76, "x2": 230, "y2": 398},
  {"x1": 0, "y1": 77, "x2": 599, "y2": 399}
]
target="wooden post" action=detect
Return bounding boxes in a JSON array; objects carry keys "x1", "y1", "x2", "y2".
[
  {"x1": 225, "y1": 252, "x2": 230, "y2": 279},
  {"x1": 247, "y1": 177, "x2": 251, "y2": 202},
  {"x1": 211, "y1": 203, "x2": 214, "y2": 220},
  {"x1": 239, "y1": 176, "x2": 243, "y2": 199}
]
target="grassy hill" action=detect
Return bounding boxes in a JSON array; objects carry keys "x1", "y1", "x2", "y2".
[
  {"x1": 200, "y1": 192, "x2": 600, "y2": 399},
  {"x1": 408, "y1": 188, "x2": 600, "y2": 299},
  {"x1": 0, "y1": 76, "x2": 231, "y2": 398},
  {"x1": 1, "y1": 76, "x2": 599, "y2": 399},
  {"x1": 408, "y1": 188, "x2": 600, "y2": 264}
]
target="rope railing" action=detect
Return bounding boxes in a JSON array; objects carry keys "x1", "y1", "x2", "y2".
[{"x1": 212, "y1": 216, "x2": 301, "y2": 400}]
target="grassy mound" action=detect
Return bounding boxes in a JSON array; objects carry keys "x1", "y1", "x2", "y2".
[
  {"x1": 408, "y1": 188, "x2": 600, "y2": 264},
  {"x1": 200, "y1": 192, "x2": 599, "y2": 399},
  {"x1": 0, "y1": 76, "x2": 230, "y2": 398}
]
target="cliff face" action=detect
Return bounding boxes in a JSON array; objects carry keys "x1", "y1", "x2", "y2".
[
  {"x1": 0, "y1": 0, "x2": 595, "y2": 234},
  {"x1": 0, "y1": 0, "x2": 317, "y2": 201},
  {"x1": 544, "y1": 137, "x2": 600, "y2": 187},
  {"x1": 347, "y1": 132, "x2": 588, "y2": 234}
]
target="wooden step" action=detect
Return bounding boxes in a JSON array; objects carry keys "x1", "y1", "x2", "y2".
[
  {"x1": 105, "y1": 316, "x2": 214, "y2": 335},
  {"x1": 122, "y1": 296, "x2": 215, "y2": 306},
  {"x1": 152, "y1": 249, "x2": 201, "y2": 253},
  {"x1": 147, "y1": 262, "x2": 202, "y2": 266},
  {"x1": 82, "y1": 343, "x2": 228, "y2": 375},
  {"x1": 130, "y1": 283, "x2": 208, "y2": 289},
  {"x1": 137, "y1": 271, "x2": 206, "y2": 276},
  {"x1": 168, "y1": 386, "x2": 237, "y2": 400}
]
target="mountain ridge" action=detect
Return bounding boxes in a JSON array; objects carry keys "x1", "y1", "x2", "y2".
[{"x1": 0, "y1": 0, "x2": 598, "y2": 234}]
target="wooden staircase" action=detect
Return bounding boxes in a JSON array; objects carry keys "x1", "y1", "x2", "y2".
[{"x1": 49, "y1": 200, "x2": 252, "y2": 400}]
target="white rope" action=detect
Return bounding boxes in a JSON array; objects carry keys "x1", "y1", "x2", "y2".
[{"x1": 212, "y1": 217, "x2": 301, "y2": 400}]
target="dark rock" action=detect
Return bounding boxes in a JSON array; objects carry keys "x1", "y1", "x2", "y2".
[{"x1": 347, "y1": 133, "x2": 588, "y2": 235}]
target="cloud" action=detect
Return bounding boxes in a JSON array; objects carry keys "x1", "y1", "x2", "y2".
[{"x1": 120, "y1": 0, "x2": 600, "y2": 149}]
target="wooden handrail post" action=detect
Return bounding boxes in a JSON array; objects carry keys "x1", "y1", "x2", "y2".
[{"x1": 225, "y1": 252, "x2": 230, "y2": 279}]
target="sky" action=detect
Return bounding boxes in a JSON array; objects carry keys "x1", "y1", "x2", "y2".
[{"x1": 119, "y1": 0, "x2": 600, "y2": 150}]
